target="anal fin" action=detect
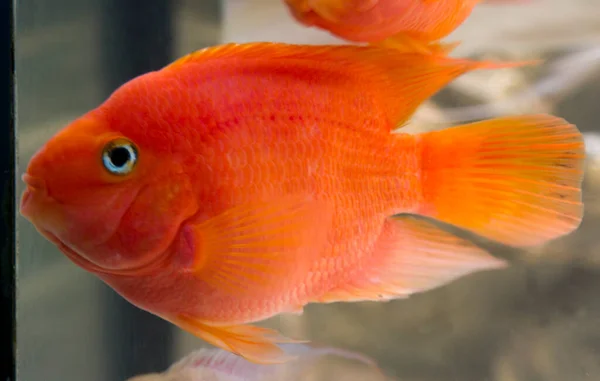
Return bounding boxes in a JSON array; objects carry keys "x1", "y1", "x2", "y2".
[
  {"x1": 316, "y1": 216, "x2": 506, "y2": 303},
  {"x1": 171, "y1": 314, "x2": 307, "y2": 364}
]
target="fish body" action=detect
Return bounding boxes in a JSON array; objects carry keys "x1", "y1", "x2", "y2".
[
  {"x1": 20, "y1": 43, "x2": 584, "y2": 364},
  {"x1": 283, "y1": 0, "x2": 532, "y2": 53}
]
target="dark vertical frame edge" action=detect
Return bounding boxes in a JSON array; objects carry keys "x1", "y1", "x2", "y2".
[{"x1": 1, "y1": 0, "x2": 17, "y2": 380}]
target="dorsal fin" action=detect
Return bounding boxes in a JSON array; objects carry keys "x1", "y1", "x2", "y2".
[{"x1": 164, "y1": 42, "x2": 534, "y2": 129}]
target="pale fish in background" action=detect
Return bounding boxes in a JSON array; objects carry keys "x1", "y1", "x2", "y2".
[{"x1": 125, "y1": 343, "x2": 387, "y2": 381}]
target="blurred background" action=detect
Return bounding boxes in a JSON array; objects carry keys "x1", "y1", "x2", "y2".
[{"x1": 16, "y1": 0, "x2": 600, "y2": 380}]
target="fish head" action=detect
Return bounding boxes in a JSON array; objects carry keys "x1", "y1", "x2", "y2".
[{"x1": 20, "y1": 110, "x2": 198, "y2": 276}]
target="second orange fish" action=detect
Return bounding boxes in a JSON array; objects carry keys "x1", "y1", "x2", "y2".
[{"x1": 284, "y1": 0, "x2": 533, "y2": 53}]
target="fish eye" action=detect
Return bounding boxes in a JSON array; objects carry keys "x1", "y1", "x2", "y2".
[{"x1": 102, "y1": 138, "x2": 138, "y2": 176}]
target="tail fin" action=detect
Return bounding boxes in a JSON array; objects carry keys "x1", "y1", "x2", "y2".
[{"x1": 417, "y1": 114, "x2": 585, "y2": 247}]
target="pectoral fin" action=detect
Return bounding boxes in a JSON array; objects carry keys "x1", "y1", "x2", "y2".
[{"x1": 178, "y1": 195, "x2": 331, "y2": 295}]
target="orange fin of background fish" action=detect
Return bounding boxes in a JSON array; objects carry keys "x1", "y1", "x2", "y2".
[
  {"x1": 315, "y1": 216, "x2": 506, "y2": 303},
  {"x1": 374, "y1": 34, "x2": 460, "y2": 56},
  {"x1": 172, "y1": 315, "x2": 305, "y2": 364},
  {"x1": 418, "y1": 114, "x2": 584, "y2": 247},
  {"x1": 163, "y1": 42, "x2": 528, "y2": 130},
  {"x1": 180, "y1": 195, "x2": 330, "y2": 296}
]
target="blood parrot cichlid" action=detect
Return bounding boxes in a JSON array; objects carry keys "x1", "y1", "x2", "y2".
[
  {"x1": 20, "y1": 42, "x2": 584, "y2": 364},
  {"x1": 283, "y1": 0, "x2": 534, "y2": 53}
]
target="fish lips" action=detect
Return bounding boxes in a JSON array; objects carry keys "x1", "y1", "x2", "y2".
[{"x1": 20, "y1": 173, "x2": 169, "y2": 276}]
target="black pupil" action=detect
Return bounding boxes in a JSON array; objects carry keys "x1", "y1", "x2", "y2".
[{"x1": 109, "y1": 146, "x2": 131, "y2": 168}]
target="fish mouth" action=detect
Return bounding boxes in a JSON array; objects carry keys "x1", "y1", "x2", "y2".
[
  {"x1": 21, "y1": 173, "x2": 173, "y2": 277},
  {"x1": 20, "y1": 173, "x2": 49, "y2": 219},
  {"x1": 38, "y1": 227, "x2": 173, "y2": 277},
  {"x1": 22, "y1": 173, "x2": 45, "y2": 190}
]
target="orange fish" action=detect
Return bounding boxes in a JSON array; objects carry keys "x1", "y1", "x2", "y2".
[
  {"x1": 20, "y1": 43, "x2": 584, "y2": 365},
  {"x1": 284, "y1": 0, "x2": 533, "y2": 53}
]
